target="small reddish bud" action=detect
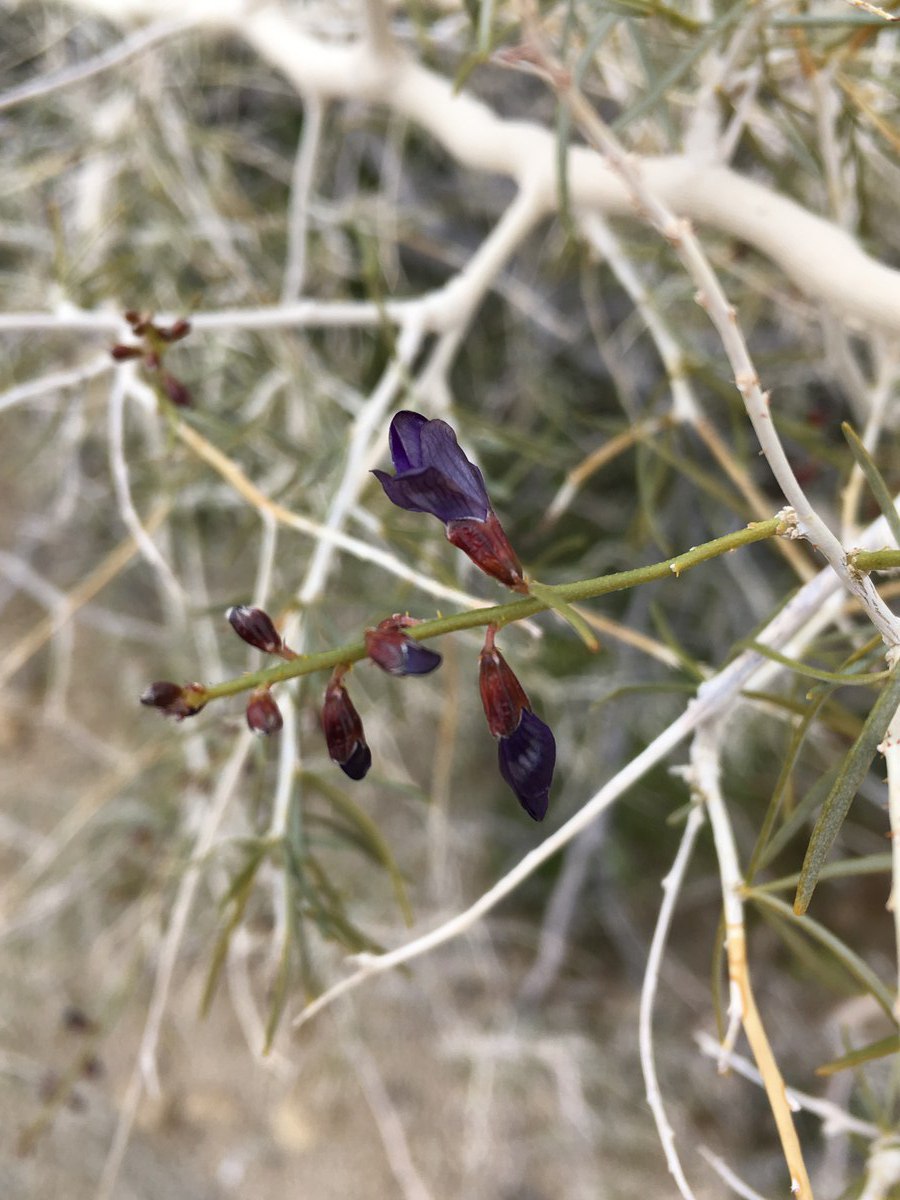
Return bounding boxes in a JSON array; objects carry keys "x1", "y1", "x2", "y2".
[
  {"x1": 446, "y1": 511, "x2": 526, "y2": 592},
  {"x1": 159, "y1": 318, "x2": 191, "y2": 343},
  {"x1": 478, "y1": 628, "x2": 555, "y2": 821},
  {"x1": 110, "y1": 343, "x2": 143, "y2": 361},
  {"x1": 322, "y1": 670, "x2": 371, "y2": 780},
  {"x1": 161, "y1": 372, "x2": 191, "y2": 407},
  {"x1": 365, "y1": 615, "x2": 442, "y2": 676},
  {"x1": 478, "y1": 629, "x2": 530, "y2": 737},
  {"x1": 123, "y1": 309, "x2": 143, "y2": 327},
  {"x1": 227, "y1": 606, "x2": 284, "y2": 655},
  {"x1": 246, "y1": 687, "x2": 283, "y2": 736},
  {"x1": 140, "y1": 680, "x2": 206, "y2": 720}
]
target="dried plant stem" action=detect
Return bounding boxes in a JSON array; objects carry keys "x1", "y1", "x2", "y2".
[
  {"x1": 691, "y1": 724, "x2": 812, "y2": 1200},
  {"x1": 0, "y1": 503, "x2": 169, "y2": 689},
  {"x1": 881, "y1": 697, "x2": 900, "y2": 1017}
]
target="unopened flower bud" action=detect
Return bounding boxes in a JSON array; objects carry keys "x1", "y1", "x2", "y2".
[
  {"x1": 140, "y1": 680, "x2": 206, "y2": 720},
  {"x1": 226, "y1": 606, "x2": 284, "y2": 655},
  {"x1": 478, "y1": 628, "x2": 555, "y2": 821},
  {"x1": 160, "y1": 319, "x2": 191, "y2": 343},
  {"x1": 110, "y1": 343, "x2": 143, "y2": 362},
  {"x1": 161, "y1": 372, "x2": 191, "y2": 407},
  {"x1": 322, "y1": 670, "x2": 371, "y2": 781},
  {"x1": 246, "y1": 687, "x2": 283, "y2": 736},
  {"x1": 365, "y1": 615, "x2": 442, "y2": 677}
]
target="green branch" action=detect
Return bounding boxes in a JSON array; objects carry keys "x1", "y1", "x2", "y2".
[
  {"x1": 850, "y1": 549, "x2": 900, "y2": 572},
  {"x1": 201, "y1": 515, "x2": 784, "y2": 703}
]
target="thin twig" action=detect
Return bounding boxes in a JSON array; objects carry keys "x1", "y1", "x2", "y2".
[{"x1": 639, "y1": 802, "x2": 706, "y2": 1200}]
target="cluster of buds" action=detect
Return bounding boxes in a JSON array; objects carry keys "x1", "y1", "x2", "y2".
[
  {"x1": 141, "y1": 412, "x2": 556, "y2": 820},
  {"x1": 226, "y1": 605, "x2": 299, "y2": 734},
  {"x1": 374, "y1": 411, "x2": 556, "y2": 820},
  {"x1": 110, "y1": 311, "x2": 192, "y2": 407}
]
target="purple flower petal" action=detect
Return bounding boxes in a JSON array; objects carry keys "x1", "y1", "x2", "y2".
[
  {"x1": 374, "y1": 411, "x2": 491, "y2": 524},
  {"x1": 418, "y1": 420, "x2": 490, "y2": 518},
  {"x1": 497, "y1": 709, "x2": 556, "y2": 821},
  {"x1": 341, "y1": 741, "x2": 372, "y2": 781},
  {"x1": 398, "y1": 640, "x2": 442, "y2": 675},
  {"x1": 388, "y1": 410, "x2": 428, "y2": 472},
  {"x1": 373, "y1": 465, "x2": 490, "y2": 523}
]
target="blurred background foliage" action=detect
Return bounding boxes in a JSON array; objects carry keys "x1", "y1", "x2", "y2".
[{"x1": 2, "y1": 1, "x2": 900, "y2": 1197}]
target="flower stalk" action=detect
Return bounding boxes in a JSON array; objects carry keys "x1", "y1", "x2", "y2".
[{"x1": 195, "y1": 515, "x2": 784, "y2": 705}]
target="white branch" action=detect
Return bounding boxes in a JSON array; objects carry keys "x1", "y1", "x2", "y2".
[{"x1": 639, "y1": 802, "x2": 706, "y2": 1200}]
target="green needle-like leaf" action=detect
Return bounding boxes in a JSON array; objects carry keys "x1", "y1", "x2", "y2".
[
  {"x1": 794, "y1": 667, "x2": 900, "y2": 915},
  {"x1": 750, "y1": 891, "x2": 897, "y2": 1020},
  {"x1": 843, "y1": 422, "x2": 900, "y2": 550}
]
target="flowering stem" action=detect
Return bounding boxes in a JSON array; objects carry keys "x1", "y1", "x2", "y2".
[
  {"x1": 199, "y1": 516, "x2": 785, "y2": 704},
  {"x1": 851, "y1": 549, "x2": 900, "y2": 572}
]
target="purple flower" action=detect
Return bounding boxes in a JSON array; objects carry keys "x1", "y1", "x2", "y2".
[
  {"x1": 478, "y1": 628, "x2": 556, "y2": 821},
  {"x1": 365, "y1": 614, "x2": 442, "y2": 677},
  {"x1": 374, "y1": 411, "x2": 526, "y2": 592},
  {"x1": 322, "y1": 669, "x2": 372, "y2": 781}
]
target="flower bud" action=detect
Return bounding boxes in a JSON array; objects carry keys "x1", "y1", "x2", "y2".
[
  {"x1": 226, "y1": 606, "x2": 284, "y2": 655},
  {"x1": 478, "y1": 628, "x2": 555, "y2": 821},
  {"x1": 160, "y1": 319, "x2": 191, "y2": 343},
  {"x1": 364, "y1": 615, "x2": 442, "y2": 677},
  {"x1": 110, "y1": 343, "x2": 143, "y2": 362},
  {"x1": 478, "y1": 633, "x2": 530, "y2": 737},
  {"x1": 140, "y1": 680, "x2": 206, "y2": 720},
  {"x1": 161, "y1": 371, "x2": 191, "y2": 407},
  {"x1": 322, "y1": 671, "x2": 371, "y2": 780},
  {"x1": 246, "y1": 687, "x2": 283, "y2": 736}
]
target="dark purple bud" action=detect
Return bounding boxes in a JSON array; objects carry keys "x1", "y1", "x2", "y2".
[
  {"x1": 365, "y1": 615, "x2": 442, "y2": 677},
  {"x1": 497, "y1": 710, "x2": 556, "y2": 821},
  {"x1": 140, "y1": 680, "x2": 206, "y2": 720},
  {"x1": 161, "y1": 371, "x2": 191, "y2": 407},
  {"x1": 246, "y1": 687, "x2": 283, "y2": 736},
  {"x1": 322, "y1": 671, "x2": 371, "y2": 780},
  {"x1": 227, "y1": 605, "x2": 284, "y2": 655},
  {"x1": 110, "y1": 343, "x2": 143, "y2": 361},
  {"x1": 478, "y1": 628, "x2": 555, "y2": 821},
  {"x1": 447, "y1": 512, "x2": 526, "y2": 592}
]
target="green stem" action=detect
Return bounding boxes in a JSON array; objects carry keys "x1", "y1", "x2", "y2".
[
  {"x1": 851, "y1": 549, "x2": 900, "y2": 572},
  {"x1": 201, "y1": 516, "x2": 783, "y2": 703}
]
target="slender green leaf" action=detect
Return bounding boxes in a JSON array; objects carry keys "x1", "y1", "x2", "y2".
[
  {"x1": 740, "y1": 639, "x2": 889, "y2": 686},
  {"x1": 816, "y1": 1035, "x2": 900, "y2": 1077},
  {"x1": 746, "y1": 688, "x2": 830, "y2": 885},
  {"x1": 752, "y1": 853, "x2": 892, "y2": 894},
  {"x1": 200, "y1": 845, "x2": 267, "y2": 1017},
  {"x1": 794, "y1": 668, "x2": 900, "y2": 914},
  {"x1": 527, "y1": 579, "x2": 601, "y2": 650},
  {"x1": 843, "y1": 422, "x2": 900, "y2": 549},
  {"x1": 263, "y1": 926, "x2": 293, "y2": 1054},
  {"x1": 303, "y1": 771, "x2": 413, "y2": 926},
  {"x1": 749, "y1": 891, "x2": 898, "y2": 1021}
]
